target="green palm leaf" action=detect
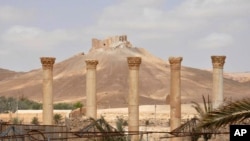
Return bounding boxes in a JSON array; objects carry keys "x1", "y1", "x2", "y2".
[
  {"x1": 199, "y1": 98, "x2": 250, "y2": 128},
  {"x1": 191, "y1": 95, "x2": 212, "y2": 118}
]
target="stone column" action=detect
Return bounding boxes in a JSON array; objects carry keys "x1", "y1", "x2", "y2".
[
  {"x1": 127, "y1": 57, "x2": 141, "y2": 141},
  {"x1": 40, "y1": 57, "x2": 55, "y2": 125},
  {"x1": 85, "y1": 60, "x2": 98, "y2": 119},
  {"x1": 169, "y1": 57, "x2": 182, "y2": 141},
  {"x1": 211, "y1": 56, "x2": 226, "y2": 108}
]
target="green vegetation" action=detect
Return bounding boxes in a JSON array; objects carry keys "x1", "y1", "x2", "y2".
[
  {"x1": 191, "y1": 95, "x2": 213, "y2": 141},
  {"x1": 200, "y1": 98, "x2": 250, "y2": 128},
  {"x1": 0, "y1": 96, "x2": 18, "y2": 113},
  {"x1": 0, "y1": 96, "x2": 84, "y2": 113},
  {"x1": 31, "y1": 117, "x2": 40, "y2": 125},
  {"x1": 18, "y1": 97, "x2": 42, "y2": 110},
  {"x1": 54, "y1": 103, "x2": 73, "y2": 109},
  {"x1": 89, "y1": 116, "x2": 128, "y2": 141},
  {"x1": 11, "y1": 117, "x2": 23, "y2": 124},
  {"x1": 53, "y1": 113, "x2": 63, "y2": 125},
  {"x1": 54, "y1": 101, "x2": 84, "y2": 110},
  {"x1": 0, "y1": 96, "x2": 42, "y2": 113},
  {"x1": 191, "y1": 95, "x2": 213, "y2": 119},
  {"x1": 73, "y1": 101, "x2": 83, "y2": 109},
  {"x1": 116, "y1": 116, "x2": 127, "y2": 132},
  {"x1": 192, "y1": 96, "x2": 250, "y2": 141}
]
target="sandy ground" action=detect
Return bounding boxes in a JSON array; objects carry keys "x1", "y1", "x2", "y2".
[
  {"x1": 98, "y1": 104, "x2": 197, "y2": 122},
  {"x1": 0, "y1": 104, "x2": 197, "y2": 124},
  {"x1": 99, "y1": 104, "x2": 196, "y2": 114},
  {"x1": 98, "y1": 104, "x2": 197, "y2": 120},
  {"x1": 97, "y1": 104, "x2": 198, "y2": 141}
]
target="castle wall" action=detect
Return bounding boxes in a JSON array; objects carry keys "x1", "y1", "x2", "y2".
[
  {"x1": 92, "y1": 38, "x2": 101, "y2": 49},
  {"x1": 91, "y1": 35, "x2": 129, "y2": 50}
]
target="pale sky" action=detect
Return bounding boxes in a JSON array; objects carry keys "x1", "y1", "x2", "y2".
[{"x1": 0, "y1": 0, "x2": 249, "y2": 72}]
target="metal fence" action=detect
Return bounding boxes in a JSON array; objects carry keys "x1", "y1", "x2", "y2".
[
  {"x1": 0, "y1": 122, "x2": 229, "y2": 141},
  {"x1": 0, "y1": 123, "x2": 67, "y2": 141}
]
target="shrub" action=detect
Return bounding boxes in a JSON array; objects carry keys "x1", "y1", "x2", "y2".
[
  {"x1": 73, "y1": 101, "x2": 83, "y2": 110},
  {"x1": 54, "y1": 103, "x2": 73, "y2": 109},
  {"x1": 11, "y1": 117, "x2": 23, "y2": 124},
  {"x1": 53, "y1": 113, "x2": 62, "y2": 124},
  {"x1": 31, "y1": 117, "x2": 39, "y2": 125}
]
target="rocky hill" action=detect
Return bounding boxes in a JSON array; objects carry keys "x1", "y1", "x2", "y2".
[
  {"x1": 1, "y1": 36, "x2": 250, "y2": 108},
  {"x1": 0, "y1": 68, "x2": 24, "y2": 80}
]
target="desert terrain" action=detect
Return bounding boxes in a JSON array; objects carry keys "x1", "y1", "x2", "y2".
[
  {"x1": 1, "y1": 46, "x2": 250, "y2": 108},
  {"x1": 0, "y1": 37, "x2": 243, "y2": 140}
]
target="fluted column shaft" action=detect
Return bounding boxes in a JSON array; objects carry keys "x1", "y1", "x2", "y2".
[
  {"x1": 85, "y1": 60, "x2": 98, "y2": 119},
  {"x1": 40, "y1": 57, "x2": 55, "y2": 125},
  {"x1": 169, "y1": 57, "x2": 182, "y2": 141},
  {"x1": 211, "y1": 56, "x2": 226, "y2": 108},
  {"x1": 127, "y1": 57, "x2": 141, "y2": 141}
]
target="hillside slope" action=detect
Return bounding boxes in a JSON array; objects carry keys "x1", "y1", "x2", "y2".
[{"x1": 0, "y1": 47, "x2": 249, "y2": 108}]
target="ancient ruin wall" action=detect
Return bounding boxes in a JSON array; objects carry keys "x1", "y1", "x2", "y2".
[{"x1": 91, "y1": 35, "x2": 132, "y2": 51}]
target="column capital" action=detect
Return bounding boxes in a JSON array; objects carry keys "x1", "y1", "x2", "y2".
[
  {"x1": 211, "y1": 56, "x2": 226, "y2": 69},
  {"x1": 127, "y1": 57, "x2": 141, "y2": 70},
  {"x1": 169, "y1": 57, "x2": 183, "y2": 70},
  {"x1": 40, "y1": 57, "x2": 56, "y2": 70},
  {"x1": 85, "y1": 60, "x2": 98, "y2": 69}
]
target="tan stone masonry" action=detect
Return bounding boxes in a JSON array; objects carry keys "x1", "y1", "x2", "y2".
[
  {"x1": 85, "y1": 60, "x2": 98, "y2": 119},
  {"x1": 211, "y1": 56, "x2": 226, "y2": 108},
  {"x1": 169, "y1": 57, "x2": 182, "y2": 141},
  {"x1": 40, "y1": 57, "x2": 55, "y2": 125},
  {"x1": 127, "y1": 57, "x2": 141, "y2": 141}
]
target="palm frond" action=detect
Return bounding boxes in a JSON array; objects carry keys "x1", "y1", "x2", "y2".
[
  {"x1": 208, "y1": 96, "x2": 213, "y2": 114},
  {"x1": 199, "y1": 98, "x2": 250, "y2": 128},
  {"x1": 191, "y1": 101, "x2": 204, "y2": 118},
  {"x1": 202, "y1": 95, "x2": 208, "y2": 113},
  {"x1": 191, "y1": 95, "x2": 212, "y2": 118}
]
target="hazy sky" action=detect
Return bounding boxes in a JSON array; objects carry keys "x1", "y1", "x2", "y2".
[{"x1": 0, "y1": 0, "x2": 249, "y2": 72}]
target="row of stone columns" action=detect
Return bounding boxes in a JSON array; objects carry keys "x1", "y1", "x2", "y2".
[
  {"x1": 168, "y1": 56, "x2": 226, "y2": 141},
  {"x1": 40, "y1": 55, "x2": 226, "y2": 141}
]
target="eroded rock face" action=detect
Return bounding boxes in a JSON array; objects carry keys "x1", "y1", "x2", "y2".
[{"x1": 90, "y1": 35, "x2": 133, "y2": 52}]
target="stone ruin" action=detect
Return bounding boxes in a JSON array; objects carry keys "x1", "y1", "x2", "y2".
[
  {"x1": 38, "y1": 37, "x2": 227, "y2": 141},
  {"x1": 90, "y1": 35, "x2": 133, "y2": 51}
]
